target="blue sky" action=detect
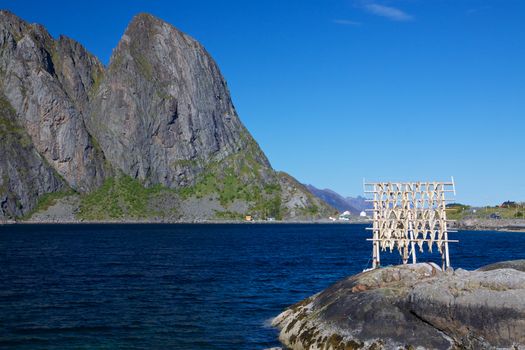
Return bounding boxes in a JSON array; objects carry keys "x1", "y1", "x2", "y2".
[{"x1": 2, "y1": 0, "x2": 524, "y2": 205}]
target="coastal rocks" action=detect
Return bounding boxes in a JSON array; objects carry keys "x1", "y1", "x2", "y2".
[
  {"x1": 454, "y1": 218, "x2": 525, "y2": 232},
  {"x1": 478, "y1": 259, "x2": 525, "y2": 273},
  {"x1": 272, "y1": 261, "x2": 525, "y2": 350}
]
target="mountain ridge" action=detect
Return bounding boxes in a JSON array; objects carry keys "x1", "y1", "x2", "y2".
[
  {"x1": 305, "y1": 184, "x2": 370, "y2": 214},
  {"x1": 0, "y1": 10, "x2": 333, "y2": 222}
]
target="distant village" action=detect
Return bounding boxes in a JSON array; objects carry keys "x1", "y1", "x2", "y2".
[{"x1": 329, "y1": 210, "x2": 369, "y2": 222}]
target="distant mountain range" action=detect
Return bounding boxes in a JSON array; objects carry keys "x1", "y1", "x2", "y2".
[{"x1": 305, "y1": 185, "x2": 371, "y2": 215}]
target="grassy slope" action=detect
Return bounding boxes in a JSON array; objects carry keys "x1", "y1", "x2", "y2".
[
  {"x1": 447, "y1": 203, "x2": 525, "y2": 220},
  {"x1": 76, "y1": 136, "x2": 285, "y2": 221},
  {"x1": 77, "y1": 175, "x2": 171, "y2": 220},
  {"x1": 177, "y1": 141, "x2": 285, "y2": 220},
  {"x1": 76, "y1": 173, "x2": 283, "y2": 221},
  {"x1": 20, "y1": 190, "x2": 74, "y2": 220}
]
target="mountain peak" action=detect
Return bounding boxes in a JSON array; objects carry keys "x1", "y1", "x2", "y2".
[
  {"x1": 0, "y1": 9, "x2": 29, "y2": 38},
  {"x1": 0, "y1": 9, "x2": 20, "y2": 21},
  {"x1": 124, "y1": 12, "x2": 187, "y2": 40},
  {"x1": 127, "y1": 12, "x2": 162, "y2": 30},
  {"x1": 92, "y1": 10, "x2": 268, "y2": 188}
]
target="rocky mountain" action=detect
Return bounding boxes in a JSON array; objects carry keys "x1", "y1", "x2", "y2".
[
  {"x1": 0, "y1": 10, "x2": 332, "y2": 222},
  {"x1": 306, "y1": 184, "x2": 370, "y2": 214}
]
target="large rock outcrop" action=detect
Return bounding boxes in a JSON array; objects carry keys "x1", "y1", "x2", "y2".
[{"x1": 273, "y1": 261, "x2": 525, "y2": 349}]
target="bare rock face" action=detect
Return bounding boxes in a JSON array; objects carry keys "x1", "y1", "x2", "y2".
[
  {"x1": 0, "y1": 10, "x2": 106, "y2": 192},
  {"x1": 87, "y1": 13, "x2": 268, "y2": 188},
  {"x1": 273, "y1": 261, "x2": 525, "y2": 350},
  {"x1": 0, "y1": 95, "x2": 65, "y2": 219}
]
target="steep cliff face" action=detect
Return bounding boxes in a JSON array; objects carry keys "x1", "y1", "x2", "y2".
[
  {"x1": 87, "y1": 13, "x2": 269, "y2": 188},
  {"x1": 0, "y1": 10, "x2": 333, "y2": 221},
  {"x1": 0, "y1": 10, "x2": 106, "y2": 192},
  {"x1": 0, "y1": 95, "x2": 65, "y2": 220}
]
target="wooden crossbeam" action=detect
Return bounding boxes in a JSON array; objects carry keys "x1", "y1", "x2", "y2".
[{"x1": 366, "y1": 238, "x2": 459, "y2": 243}]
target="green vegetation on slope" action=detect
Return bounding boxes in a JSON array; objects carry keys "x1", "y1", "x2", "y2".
[
  {"x1": 300, "y1": 204, "x2": 320, "y2": 216},
  {"x1": 446, "y1": 203, "x2": 525, "y2": 220},
  {"x1": 471, "y1": 206, "x2": 524, "y2": 219},
  {"x1": 77, "y1": 170, "x2": 284, "y2": 221},
  {"x1": 0, "y1": 97, "x2": 32, "y2": 148},
  {"x1": 21, "y1": 190, "x2": 74, "y2": 219},
  {"x1": 72, "y1": 128, "x2": 322, "y2": 221},
  {"x1": 179, "y1": 166, "x2": 284, "y2": 220},
  {"x1": 445, "y1": 203, "x2": 470, "y2": 220},
  {"x1": 77, "y1": 175, "x2": 171, "y2": 220},
  {"x1": 178, "y1": 139, "x2": 284, "y2": 219}
]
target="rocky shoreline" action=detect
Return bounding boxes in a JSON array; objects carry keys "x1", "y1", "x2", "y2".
[
  {"x1": 3, "y1": 217, "x2": 525, "y2": 231},
  {"x1": 2, "y1": 219, "x2": 368, "y2": 225},
  {"x1": 3, "y1": 199, "x2": 525, "y2": 231},
  {"x1": 452, "y1": 218, "x2": 525, "y2": 232},
  {"x1": 272, "y1": 260, "x2": 525, "y2": 350}
]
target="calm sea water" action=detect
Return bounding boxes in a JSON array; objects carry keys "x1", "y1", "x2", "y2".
[{"x1": 1, "y1": 223, "x2": 524, "y2": 349}]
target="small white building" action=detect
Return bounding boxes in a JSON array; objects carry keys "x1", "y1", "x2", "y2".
[{"x1": 339, "y1": 211, "x2": 352, "y2": 221}]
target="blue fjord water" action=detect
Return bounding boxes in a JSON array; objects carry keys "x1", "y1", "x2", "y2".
[{"x1": 1, "y1": 223, "x2": 524, "y2": 349}]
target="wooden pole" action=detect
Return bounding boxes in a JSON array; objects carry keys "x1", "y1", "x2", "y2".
[
  {"x1": 442, "y1": 183, "x2": 451, "y2": 269},
  {"x1": 402, "y1": 244, "x2": 408, "y2": 264},
  {"x1": 372, "y1": 186, "x2": 379, "y2": 268},
  {"x1": 376, "y1": 239, "x2": 381, "y2": 267},
  {"x1": 409, "y1": 221, "x2": 417, "y2": 264},
  {"x1": 445, "y1": 240, "x2": 450, "y2": 269},
  {"x1": 372, "y1": 231, "x2": 378, "y2": 268},
  {"x1": 441, "y1": 244, "x2": 445, "y2": 270}
]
